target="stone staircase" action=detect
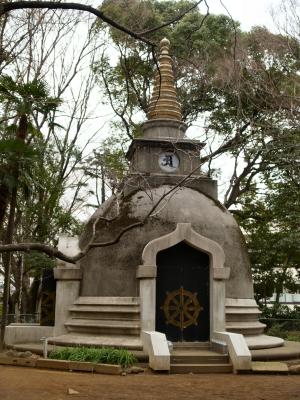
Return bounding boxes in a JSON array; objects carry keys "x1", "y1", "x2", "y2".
[
  {"x1": 225, "y1": 298, "x2": 266, "y2": 336},
  {"x1": 49, "y1": 297, "x2": 143, "y2": 350},
  {"x1": 170, "y1": 342, "x2": 233, "y2": 374}
]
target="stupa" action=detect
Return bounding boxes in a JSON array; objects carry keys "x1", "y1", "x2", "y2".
[{"x1": 50, "y1": 38, "x2": 283, "y2": 369}]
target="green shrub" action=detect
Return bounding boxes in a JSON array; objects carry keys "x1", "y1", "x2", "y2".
[
  {"x1": 266, "y1": 323, "x2": 288, "y2": 339},
  {"x1": 260, "y1": 305, "x2": 300, "y2": 320},
  {"x1": 287, "y1": 331, "x2": 300, "y2": 342},
  {"x1": 49, "y1": 346, "x2": 137, "y2": 368},
  {"x1": 49, "y1": 347, "x2": 73, "y2": 360}
]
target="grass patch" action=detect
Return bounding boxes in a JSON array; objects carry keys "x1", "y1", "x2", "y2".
[
  {"x1": 48, "y1": 346, "x2": 137, "y2": 368},
  {"x1": 266, "y1": 323, "x2": 288, "y2": 339},
  {"x1": 287, "y1": 331, "x2": 300, "y2": 342},
  {"x1": 266, "y1": 324, "x2": 300, "y2": 342}
]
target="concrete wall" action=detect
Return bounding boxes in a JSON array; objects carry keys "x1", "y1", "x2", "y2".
[
  {"x1": 53, "y1": 236, "x2": 81, "y2": 336},
  {"x1": 5, "y1": 324, "x2": 54, "y2": 345}
]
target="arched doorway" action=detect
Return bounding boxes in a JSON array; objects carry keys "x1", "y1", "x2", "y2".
[{"x1": 155, "y1": 241, "x2": 210, "y2": 342}]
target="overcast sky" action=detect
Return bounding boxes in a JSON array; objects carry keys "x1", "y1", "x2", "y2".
[{"x1": 200, "y1": 0, "x2": 281, "y2": 32}]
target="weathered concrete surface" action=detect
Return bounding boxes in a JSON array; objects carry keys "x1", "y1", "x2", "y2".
[
  {"x1": 79, "y1": 185, "x2": 253, "y2": 300},
  {"x1": 48, "y1": 334, "x2": 143, "y2": 350},
  {"x1": 251, "y1": 340, "x2": 300, "y2": 361},
  {"x1": 0, "y1": 355, "x2": 123, "y2": 375},
  {"x1": 246, "y1": 334, "x2": 284, "y2": 350},
  {"x1": 35, "y1": 358, "x2": 70, "y2": 370},
  {"x1": 142, "y1": 331, "x2": 170, "y2": 371},
  {"x1": 54, "y1": 236, "x2": 81, "y2": 336},
  {"x1": 213, "y1": 331, "x2": 252, "y2": 371},
  {"x1": 4, "y1": 325, "x2": 54, "y2": 346},
  {"x1": 94, "y1": 363, "x2": 122, "y2": 375},
  {"x1": 252, "y1": 361, "x2": 289, "y2": 373},
  {"x1": 54, "y1": 280, "x2": 80, "y2": 336},
  {"x1": 0, "y1": 356, "x2": 37, "y2": 367}
]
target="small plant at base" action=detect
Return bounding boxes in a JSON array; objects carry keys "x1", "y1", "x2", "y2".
[
  {"x1": 266, "y1": 323, "x2": 288, "y2": 339},
  {"x1": 48, "y1": 346, "x2": 137, "y2": 368},
  {"x1": 287, "y1": 332, "x2": 300, "y2": 342}
]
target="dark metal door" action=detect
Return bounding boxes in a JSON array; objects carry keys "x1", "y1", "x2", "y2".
[{"x1": 156, "y1": 241, "x2": 209, "y2": 342}]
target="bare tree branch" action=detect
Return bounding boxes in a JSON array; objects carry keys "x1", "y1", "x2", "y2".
[
  {"x1": 0, "y1": 1, "x2": 155, "y2": 46},
  {"x1": 0, "y1": 152, "x2": 211, "y2": 263},
  {"x1": 138, "y1": 0, "x2": 207, "y2": 36}
]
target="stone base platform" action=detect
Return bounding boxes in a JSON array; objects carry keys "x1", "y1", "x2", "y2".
[
  {"x1": 251, "y1": 361, "x2": 289, "y2": 373},
  {"x1": 251, "y1": 341, "x2": 300, "y2": 361},
  {"x1": 246, "y1": 334, "x2": 284, "y2": 350},
  {"x1": 7, "y1": 341, "x2": 148, "y2": 361},
  {"x1": 48, "y1": 333, "x2": 143, "y2": 351}
]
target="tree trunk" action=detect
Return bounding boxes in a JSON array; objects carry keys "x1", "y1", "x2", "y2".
[
  {"x1": 0, "y1": 183, "x2": 18, "y2": 350},
  {"x1": 0, "y1": 115, "x2": 27, "y2": 350},
  {"x1": 101, "y1": 164, "x2": 105, "y2": 204},
  {"x1": 14, "y1": 255, "x2": 24, "y2": 323}
]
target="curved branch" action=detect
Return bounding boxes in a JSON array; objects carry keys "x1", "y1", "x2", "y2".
[
  {"x1": 0, "y1": 150, "x2": 209, "y2": 264},
  {"x1": 0, "y1": 243, "x2": 79, "y2": 263},
  {"x1": 138, "y1": 0, "x2": 207, "y2": 36},
  {"x1": 0, "y1": 1, "x2": 155, "y2": 46}
]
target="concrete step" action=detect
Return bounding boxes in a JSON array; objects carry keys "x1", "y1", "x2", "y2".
[
  {"x1": 226, "y1": 314, "x2": 262, "y2": 323},
  {"x1": 171, "y1": 353, "x2": 229, "y2": 365},
  {"x1": 65, "y1": 318, "x2": 140, "y2": 336},
  {"x1": 172, "y1": 342, "x2": 211, "y2": 350},
  {"x1": 48, "y1": 333, "x2": 143, "y2": 350},
  {"x1": 74, "y1": 297, "x2": 140, "y2": 306},
  {"x1": 69, "y1": 312, "x2": 140, "y2": 321},
  {"x1": 225, "y1": 298, "x2": 259, "y2": 307},
  {"x1": 170, "y1": 344, "x2": 232, "y2": 373},
  {"x1": 69, "y1": 305, "x2": 140, "y2": 321},
  {"x1": 226, "y1": 307, "x2": 262, "y2": 314},
  {"x1": 226, "y1": 306, "x2": 262, "y2": 323},
  {"x1": 170, "y1": 363, "x2": 233, "y2": 374},
  {"x1": 252, "y1": 361, "x2": 289, "y2": 374},
  {"x1": 69, "y1": 305, "x2": 140, "y2": 313},
  {"x1": 66, "y1": 297, "x2": 141, "y2": 336},
  {"x1": 226, "y1": 321, "x2": 266, "y2": 335}
]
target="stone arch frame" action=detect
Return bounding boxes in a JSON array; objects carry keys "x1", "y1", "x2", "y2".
[{"x1": 136, "y1": 223, "x2": 230, "y2": 340}]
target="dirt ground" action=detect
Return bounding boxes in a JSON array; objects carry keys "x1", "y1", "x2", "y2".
[{"x1": 0, "y1": 366, "x2": 300, "y2": 400}]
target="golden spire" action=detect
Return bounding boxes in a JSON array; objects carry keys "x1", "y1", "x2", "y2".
[{"x1": 147, "y1": 38, "x2": 182, "y2": 121}]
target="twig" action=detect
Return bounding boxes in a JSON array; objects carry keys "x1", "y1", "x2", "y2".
[
  {"x1": 139, "y1": 0, "x2": 204, "y2": 36},
  {"x1": 0, "y1": 1, "x2": 155, "y2": 46}
]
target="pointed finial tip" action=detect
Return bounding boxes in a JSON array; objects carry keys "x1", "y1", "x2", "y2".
[
  {"x1": 160, "y1": 37, "x2": 170, "y2": 49},
  {"x1": 147, "y1": 36, "x2": 182, "y2": 122}
]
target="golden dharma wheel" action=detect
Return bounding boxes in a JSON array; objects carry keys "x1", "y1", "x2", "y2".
[{"x1": 160, "y1": 286, "x2": 203, "y2": 331}]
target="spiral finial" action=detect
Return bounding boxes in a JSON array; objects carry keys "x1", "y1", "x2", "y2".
[{"x1": 147, "y1": 38, "x2": 182, "y2": 121}]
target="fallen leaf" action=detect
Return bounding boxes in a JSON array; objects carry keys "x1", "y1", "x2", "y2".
[{"x1": 68, "y1": 388, "x2": 80, "y2": 395}]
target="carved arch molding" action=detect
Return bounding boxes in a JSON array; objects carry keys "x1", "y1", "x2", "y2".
[
  {"x1": 137, "y1": 223, "x2": 230, "y2": 280},
  {"x1": 137, "y1": 223, "x2": 230, "y2": 333}
]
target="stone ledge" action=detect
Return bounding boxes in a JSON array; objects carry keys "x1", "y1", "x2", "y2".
[
  {"x1": 94, "y1": 363, "x2": 122, "y2": 375},
  {"x1": 0, "y1": 356, "x2": 123, "y2": 375},
  {"x1": 213, "y1": 267, "x2": 230, "y2": 280},
  {"x1": 252, "y1": 361, "x2": 289, "y2": 374},
  {"x1": 5, "y1": 325, "x2": 54, "y2": 346},
  {"x1": 136, "y1": 265, "x2": 157, "y2": 279},
  {"x1": 69, "y1": 361, "x2": 94, "y2": 372},
  {"x1": 36, "y1": 358, "x2": 70, "y2": 370},
  {"x1": 0, "y1": 356, "x2": 36, "y2": 367},
  {"x1": 54, "y1": 268, "x2": 82, "y2": 280}
]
